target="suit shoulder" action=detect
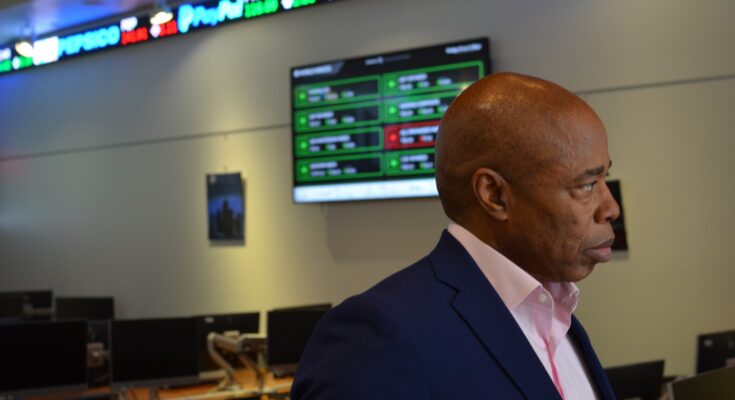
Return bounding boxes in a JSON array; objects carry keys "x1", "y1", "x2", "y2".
[
  {"x1": 292, "y1": 278, "x2": 430, "y2": 399},
  {"x1": 364, "y1": 255, "x2": 440, "y2": 301}
]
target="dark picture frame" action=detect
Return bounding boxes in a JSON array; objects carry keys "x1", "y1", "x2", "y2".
[
  {"x1": 206, "y1": 173, "x2": 245, "y2": 241},
  {"x1": 607, "y1": 179, "x2": 628, "y2": 251}
]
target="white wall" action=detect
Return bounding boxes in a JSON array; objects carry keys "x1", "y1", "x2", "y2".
[{"x1": 1, "y1": 0, "x2": 734, "y2": 376}]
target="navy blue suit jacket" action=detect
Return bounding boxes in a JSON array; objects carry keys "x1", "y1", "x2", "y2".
[{"x1": 292, "y1": 231, "x2": 615, "y2": 399}]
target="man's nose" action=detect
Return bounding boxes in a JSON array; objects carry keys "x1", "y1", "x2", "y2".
[{"x1": 596, "y1": 181, "x2": 621, "y2": 223}]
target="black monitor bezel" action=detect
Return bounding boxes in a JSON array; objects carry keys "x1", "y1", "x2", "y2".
[
  {"x1": 696, "y1": 329, "x2": 735, "y2": 374},
  {"x1": 604, "y1": 359, "x2": 665, "y2": 400},
  {"x1": 266, "y1": 304, "x2": 331, "y2": 375},
  {"x1": 0, "y1": 290, "x2": 53, "y2": 309},
  {"x1": 0, "y1": 320, "x2": 88, "y2": 396},
  {"x1": 668, "y1": 365, "x2": 735, "y2": 399},
  {"x1": 55, "y1": 296, "x2": 115, "y2": 320},
  {"x1": 110, "y1": 317, "x2": 201, "y2": 389},
  {"x1": 0, "y1": 296, "x2": 25, "y2": 319}
]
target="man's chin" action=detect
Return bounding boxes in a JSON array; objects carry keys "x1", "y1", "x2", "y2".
[
  {"x1": 534, "y1": 264, "x2": 595, "y2": 283},
  {"x1": 562, "y1": 264, "x2": 596, "y2": 282}
]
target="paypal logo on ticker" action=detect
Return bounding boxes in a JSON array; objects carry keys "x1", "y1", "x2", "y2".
[{"x1": 178, "y1": 0, "x2": 245, "y2": 34}]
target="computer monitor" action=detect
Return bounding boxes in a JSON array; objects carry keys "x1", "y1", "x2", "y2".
[
  {"x1": 195, "y1": 312, "x2": 260, "y2": 375},
  {"x1": 111, "y1": 317, "x2": 200, "y2": 389},
  {"x1": 0, "y1": 320, "x2": 88, "y2": 396},
  {"x1": 13, "y1": 290, "x2": 53, "y2": 308},
  {"x1": 696, "y1": 329, "x2": 735, "y2": 373},
  {"x1": 668, "y1": 365, "x2": 735, "y2": 399},
  {"x1": 266, "y1": 304, "x2": 331, "y2": 376},
  {"x1": 0, "y1": 295, "x2": 24, "y2": 319},
  {"x1": 56, "y1": 297, "x2": 115, "y2": 320},
  {"x1": 0, "y1": 290, "x2": 53, "y2": 319},
  {"x1": 291, "y1": 38, "x2": 490, "y2": 203},
  {"x1": 604, "y1": 359, "x2": 664, "y2": 400}
]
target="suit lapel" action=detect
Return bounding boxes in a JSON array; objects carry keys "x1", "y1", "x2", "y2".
[
  {"x1": 430, "y1": 231, "x2": 562, "y2": 400},
  {"x1": 569, "y1": 316, "x2": 616, "y2": 400}
]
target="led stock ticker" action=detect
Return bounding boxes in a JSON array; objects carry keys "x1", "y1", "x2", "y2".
[
  {"x1": 0, "y1": 0, "x2": 333, "y2": 75},
  {"x1": 291, "y1": 38, "x2": 490, "y2": 203}
]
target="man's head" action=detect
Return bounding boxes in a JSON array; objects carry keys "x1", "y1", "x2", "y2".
[{"x1": 435, "y1": 72, "x2": 620, "y2": 282}]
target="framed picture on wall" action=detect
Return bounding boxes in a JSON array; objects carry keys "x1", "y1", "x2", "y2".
[
  {"x1": 206, "y1": 173, "x2": 245, "y2": 241},
  {"x1": 606, "y1": 179, "x2": 628, "y2": 251}
]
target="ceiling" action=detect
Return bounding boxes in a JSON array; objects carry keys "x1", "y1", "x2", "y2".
[{"x1": 0, "y1": 0, "x2": 154, "y2": 47}]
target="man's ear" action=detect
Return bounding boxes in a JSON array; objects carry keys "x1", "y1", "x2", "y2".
[{"x1": 472, "y1": 167, "x2": 510, "y2": 221}]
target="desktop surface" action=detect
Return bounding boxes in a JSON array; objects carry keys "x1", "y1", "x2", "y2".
[{"x1": 18, "y1": 369, "x2": 291, "y2": 400}]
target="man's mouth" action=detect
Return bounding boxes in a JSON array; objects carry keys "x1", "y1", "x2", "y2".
[{"x1": 584, "y1": 238, "x2": 615, "y2": 263}]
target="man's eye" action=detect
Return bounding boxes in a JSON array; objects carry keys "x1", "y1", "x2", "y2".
[{"x1": 581, "y1": 182, "x2": 595, "y2": 192}]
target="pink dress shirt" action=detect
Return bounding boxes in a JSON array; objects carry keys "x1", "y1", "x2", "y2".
[{"x1": 448, "y1": 222, "x2": 599, "y2": 400}]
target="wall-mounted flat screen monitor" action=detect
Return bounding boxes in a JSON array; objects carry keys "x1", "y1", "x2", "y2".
[
  {"x1": 604, "y1": 359, "x2": 664, "y2": 400},
  {"x1": 668, "y1": 365, "x2": 735, "y2": 400},
  {"x1": 0, "y1": 320, "x2": 87, "y2": 396},
  {"x1": 56, "y1": 297, "x2": 115, "y2": 320},
  {"x1": 696, "y1": 329, "x2": 735, "y2": 374},
  {"x1": 291, "y1": 38, "x2": 490, "y2": 203},
  {"x1": 111, "y1": 317, "x2": 200, "y2": 388},
  {"x1": 267, "y1": 304, "x2": 330, "y2": 376},
  {"x1": 195, "y1": 312, "x2": 260, "y2": 374}
]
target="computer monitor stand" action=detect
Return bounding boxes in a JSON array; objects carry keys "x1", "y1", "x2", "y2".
[{"x1": 207, "y1": 332, "x2": 267, "y2": 393}]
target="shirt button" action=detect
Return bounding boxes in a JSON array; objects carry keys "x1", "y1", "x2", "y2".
[{"x1": 538, "y1": 293, "x2": 549, "y2": 304}]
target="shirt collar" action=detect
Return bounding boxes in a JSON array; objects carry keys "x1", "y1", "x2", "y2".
[{"x1": 447, "y1": 222, "x2": 579, "y2": 312}]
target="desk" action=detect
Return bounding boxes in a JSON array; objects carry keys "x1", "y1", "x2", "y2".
[
  {"x1": 28, "y1": 370, "x2": 292, "y2": 400},
  {"x1": 157, "y1": 370, "x2": 292, "y2": 400}
]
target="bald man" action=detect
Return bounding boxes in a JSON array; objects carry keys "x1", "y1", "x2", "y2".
[{"x1": 292, "y1": 73, "x2": 620, "y2": 400}]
